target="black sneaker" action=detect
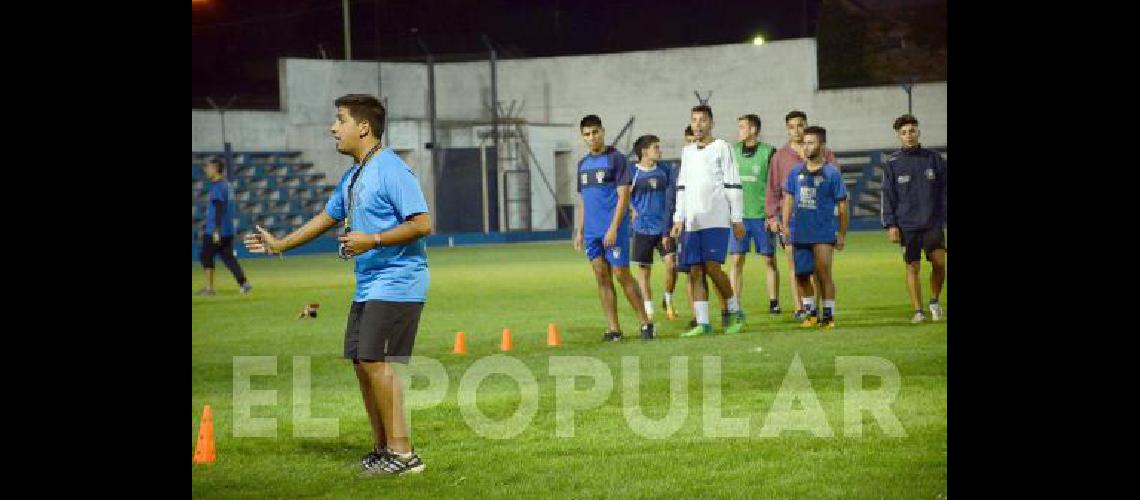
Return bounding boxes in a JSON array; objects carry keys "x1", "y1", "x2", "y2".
[
  {"x1": 793, "y1": 309, "x2": 807, "y2": 321},
  {"x1": 687, "y1": 318, "x2": 698, "y2": 328},
  {"x1": 603, "y1": 331, "x2": 623, "y2": 342},
  {"x1": 363, "y1": 450, "x2": 426, "y2": 476},
  {"x1": 361, "y1": 449, "x2": 387, "y2": 469},
  {"x1": 721, "y1": 311, "x2": 732, "y2": 328},
  {"x1": 640, "y1": 323, "x2": 655, "y2": 340},
  {"x1": 769, "y1": 301, "x2": 781, "y2": 314}
]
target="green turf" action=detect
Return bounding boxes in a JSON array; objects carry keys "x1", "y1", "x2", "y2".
[{"x1": 193, "y1": 232, "x2": 946, "y2": 498}]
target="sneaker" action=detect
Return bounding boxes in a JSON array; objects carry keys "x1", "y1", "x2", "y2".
[
  {"x1": 640, "y1": 323, "x2": 656, "y2": 340},
  {"x1": 911, "y1": 311, "x2": 926, "y2": 324},
  {"x1": 819, "y1": 316, "x2": 836, "y2": 328},
  {"x1": 929, "y1": 301, "x2": 944, "y2": 321},
  {"x1": 721, "y1": 311, "x2": 732, "y2": 328},
  {"x1": 602, "y1": 331, "x2": 623, "y2": 342},
  {"x1": 195, "y1": 288, "x2": 216, "y2": 296},
  {"x1": 680, "y1": 324, "x2": 712, "y2": 337},
  {"x1": 724, "y1": 311, "x2": 746, "y2": 334},
  {"x1": 688, "y1": 318, "x2": 698, "y2": 328},
  {"x1": 800, "y1": 314, "x2": 819, "y2": 328},
  {"x1": 240, "y1": 282, "x2": 253, "y2": 294},
  {"x1": 361, "y1": 449, "x2": 387, "y2": 469},
  {"x1": 792, "y1": 309, "x2": 807, "y2": 321},
  {"x1": 363, "y1": 450, "x2": 425, "y2": 476},
  {"x1": 769, "y1": 303, "x2": 781, "y2": 315}
]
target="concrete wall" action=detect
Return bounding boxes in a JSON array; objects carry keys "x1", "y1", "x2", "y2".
[{"x1": 192, "y1": 38, "x2": 946, "y2": 231}]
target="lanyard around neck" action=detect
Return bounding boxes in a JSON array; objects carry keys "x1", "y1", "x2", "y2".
[{"x1": 344, "y1": 143, "x2": 382, "y2": 230}]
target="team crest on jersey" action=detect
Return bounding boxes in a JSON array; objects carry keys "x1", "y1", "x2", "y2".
[
  {"x1": 649, "y1": 178, "x2": 658, "y2": 189},
  {"x1": 581, "y1": 173, "x2": 588, "y2": 185},
  {"x1": 926, "y1": 168, "x2": 935, "y2": 180},
  {"x1": 898, "y1": 175, "x2": 911, "y2": 183},
  {"x1": 596, "y1": 170, "x2": 606, "y2": 183}
]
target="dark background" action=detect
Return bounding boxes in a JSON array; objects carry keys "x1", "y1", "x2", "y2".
[{"x1": 192, "y1": 0, "x2": 947, "y2": 109}]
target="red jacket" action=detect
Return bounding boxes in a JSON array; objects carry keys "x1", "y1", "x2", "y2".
[{"x1": 765, "y1": 143, "x2": 838, "y2": 224}]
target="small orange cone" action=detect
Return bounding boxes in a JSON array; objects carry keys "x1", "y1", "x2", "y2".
[
  {"x1": 500, "y1": 328, "x2": 513, "y2": 351},
  {"x1": 453, "y1": 331, "x2": 468, "y2": 355},
  {"x1": 193, "y1": 405, "x2": 216, "y2": 464},
  {"x1": 547, "y1": 323, "x2": 562, "y2": 347}
]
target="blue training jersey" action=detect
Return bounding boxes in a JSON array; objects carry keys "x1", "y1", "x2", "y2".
[
  {"x1": 577, "y1": 146, "x2": 631, "y2": 239},
  {"x1": 785, "y1": 163, "x2": 848, "y2": 244},
  {"x1": 629, "y1": 162, "x2": 673, "y2": 236},
  {"x1": 205, "y1": 180, "x2": 236, "y2": 237},
  {"x1": 325, "y1": 148, "x2": 431, "y2": 303}
]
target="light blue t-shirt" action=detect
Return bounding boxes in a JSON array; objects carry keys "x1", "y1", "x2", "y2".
[{"x1": 325, "y1": 148, "x2": 430, "y2": 302}]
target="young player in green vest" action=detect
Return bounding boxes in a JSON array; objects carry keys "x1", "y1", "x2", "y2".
[{"x1": 728, "y1": 114, "x2": 781, "y2": 314}]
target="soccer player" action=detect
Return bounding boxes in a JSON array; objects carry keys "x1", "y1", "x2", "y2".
[
  {"x1": 676, "y1": 126, "x2": 730, "y2": 328},
  {"x1": 766, "y1": 110, "x2": 839, "y2": 321},
  {"x1": 572, "y1": 115, "x2": 655, "y2": 341},
  {"x1": 196, "y1": 157, "x2": 252, "y2": 296},
  {"x1": 780, "y1": 126, "x2": 848, "y2": 328},
  {"x1": 629, "y1": 134, "x2": 677, "y2": 321},
  {"x1": 670, "y1": 105, "x2": 746, "y2": 337},
  {"x1": 881, "y1": 114, "x2": 947, "y2": 323},
  {"x1": 728, "y1": 114, "x2": 780, "y2": 314},
  {"x1": 244, "y1": 94, "x2": 430, "y2": 475}
]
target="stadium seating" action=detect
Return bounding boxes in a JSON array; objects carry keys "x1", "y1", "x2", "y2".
[
  {"x1": 192, "y1": 151, "x2": 337, "y2": 239},
  {"x1": 833, "y1": 147, "x2": 947, "y2": 222}
]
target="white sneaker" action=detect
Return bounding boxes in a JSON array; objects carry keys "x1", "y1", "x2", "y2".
[
  {"x1": 911, "y1": 311, "x2": 926, "y2": 324},
  {"x1": 929, "y1": 302, "x2": 943, "y2": 321}
]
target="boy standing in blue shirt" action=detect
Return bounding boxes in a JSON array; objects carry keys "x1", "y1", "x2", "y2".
[
  {"x1": 780, "y1": 126, "x2": 848, "y2": 328},
  {"x1": 245, "y1": 94, "x2": 432, "y2": 475},
  {"x1": 629, "y1": 134, "x2": 678, "y2": 322},
  {"x1": 573, "y1": 115, "x2": 654, "y2": 341}
]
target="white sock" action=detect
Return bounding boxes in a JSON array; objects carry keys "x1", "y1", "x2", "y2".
[
  {"x1": 644, "y1": 301, "x2": 654, "y2": 317},
  {"x1": 824, "y1": 299, "x2": 835, "y2": 314},
  {"x1": 727, "y1": 296, "x2": 740, "y2": 313},
  {"x1": 802, "y1": 297, "x2": 815, "y2": 312},
  {"x1": 695, "y1": 301, "x2": 710, "y2": 325},
  {"x1": 664, "y1": 292, "x2": 673, "y2": 305}
]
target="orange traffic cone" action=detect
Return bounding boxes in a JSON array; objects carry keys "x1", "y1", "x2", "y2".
[
  {"x1": 547, "y1": 323, "x2": 562, "y2": 347},
  {"x1": 193, "y1": 405, "x2": 216, "y2": 464},
  {"x1": 453, "y1": 331, "x2": 468, "y2": 355},
  {"x1": 500, "y1": 328, "x2": 513, "y2": 351}
]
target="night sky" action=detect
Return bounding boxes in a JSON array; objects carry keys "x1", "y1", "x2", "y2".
[{"x1": 192, "y1": 0, "x2": 823, "y2": 109}]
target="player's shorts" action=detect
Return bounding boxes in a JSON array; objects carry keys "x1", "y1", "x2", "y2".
[
  {"x1": 344, "y1": 300, "x2": 424, "y2": 363},
  {"x1": 900, "y1": 227, "x2": 946, "y2": 263},
  {"x1": 728, "y1": 219, "x2": 775, "y2": 256},
  {"x1": 632, "y1": 232, "x2": 673, "y2": 265},
  {"x1": 680, "y1": 228, "x2": 730, "y2": 267},
  {"x1": 586, "y1": 231, "x2": 631, "y2": 267},
  {"x1": 793, "y1": 242, "x2": 835, "y2": 276},
  {"x1": 674, "y1": 235, "x2": 690, "y2": 272},
  {"x1": 199, "y1": 234, "x2": 236, "y2": 268}
]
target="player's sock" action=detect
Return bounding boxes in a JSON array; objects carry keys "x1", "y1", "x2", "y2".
[
  {"x1": 644, "y1": 300, "x2": 654, "y2": 317},
  {"x1": 664, "y1": 292, "x2": 673, "y2": 306},
  {"x1": 727, "y1": 296, "x2": 740, "y2": 313},
  {"x1": 824, "y1": 299, "x2": 835, "y2": 317},
  {"x1": 802, "y1": 297, "x2": 816, "y2": 315},
  {"x1": 695, "y1": 301, "x2": 710, "y2": 326}
]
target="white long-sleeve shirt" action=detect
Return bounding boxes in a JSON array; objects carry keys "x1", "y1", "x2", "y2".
[{"x1": 673, "y1": 138, "x2": 744, "y2": 230}]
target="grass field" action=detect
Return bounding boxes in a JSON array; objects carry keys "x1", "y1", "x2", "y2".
[{"x1": 192, "y1": 231, "x2": 947, "y2": 498}]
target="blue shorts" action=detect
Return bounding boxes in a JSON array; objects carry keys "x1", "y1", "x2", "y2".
[
  {"x1": 680, "y1": 228, "x2": 730, "y2": 267},
  {"x1": 675, "y1": 237, "x2": 690, "y2": 272},
  {"x1": 585, "y1": 233, "x2": 631, "y2": 267},
  {"x1": 728, "y1": 219, "x2": 775, "y2": 256},
  {"x1": 793, "y1": 242, "x2": 834, "y2": 276}
]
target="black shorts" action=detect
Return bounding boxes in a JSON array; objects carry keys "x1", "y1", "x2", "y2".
[
  {"x1": 344, "y1": 301, "x2": 424, "y2": 363},
  {"x1": 632, "y1": 233, "x2": 673, "y2": 265},
  {"x1": 900, "y1": 227, "x2": 946, "y2": 263},
  {"x1": 199, "y1": 234, "x2": 235, "y2": 268}
]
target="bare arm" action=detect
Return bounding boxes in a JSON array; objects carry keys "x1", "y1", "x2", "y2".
[
  {"x1": 376, "y1": 213, "x2": 433, "y2": 246},
  {"x1": 782, "y1": 193, "x2": 794, "y2": 241},
  {"x1": 246, "y1": 211, "x2": 339, "y2": 255},
  {"x1": 605, "y1": 185, "x2": 631, "y2": 247}
]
